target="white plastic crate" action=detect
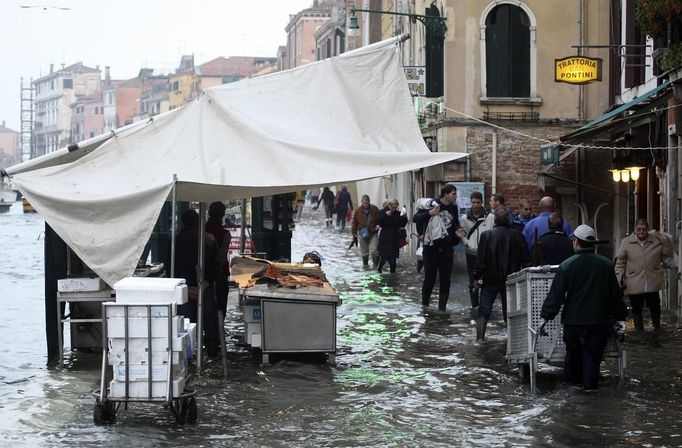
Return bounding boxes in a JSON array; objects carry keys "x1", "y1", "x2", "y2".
[
  {"x1": 109, "y1": 376, "x2": 186, "y2": 398},
  {"x1": 113, "y1": 277, "x2": 188, "y2": 305},
  {"x1": 104, "y1": 303, "x2": 177, "y2": 319},
  {"x1": 107, "y1": 333, "x2": 189, "y2": 365},
  {"x1": 57, "y1": 277, "x2": 106, "y2": 292},
  {"x1": 112, "y1": 362, "x2": 187, "y2": 382},
  {"x1": 106, "y1": 316, "x2": 182, "y2": 338},
  {"x1": 506, "y1": 267, "x2": 565, "y2": 364}
]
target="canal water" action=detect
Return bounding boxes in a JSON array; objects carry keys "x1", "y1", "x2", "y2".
[{"x1": 1, "y1": 202, "x2": 682, "y2": 447}]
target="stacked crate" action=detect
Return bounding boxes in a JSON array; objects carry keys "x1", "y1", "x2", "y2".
[{"x1": 105, "y1": 278, "x2": 192, "y2": 398}]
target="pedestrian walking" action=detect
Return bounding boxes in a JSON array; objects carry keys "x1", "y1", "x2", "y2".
[
  {"x1": 315, "y1": 186, "x2": 335, "y2": 228},
  {"x1": 473, "y1": 207, "x2": 530, "y2": 340},
  {"x1": 540, "y1": 224, "x2": 627, "y2": 390},
  {"x1": 615, "y1": 219, "x2": 674, "y2": 331},
  {"x1": 413, "y1": 184, "x2": 461, "y2": 311},
  {"x1": 376, "y1": 198, "x2": 408, "y2": 273},
  {"x1": 309, "y1": 187, "x2": 320, "y2": 206},
  {"x1": 351, "y1": 194, "x2": 380, "y2": 267},
  {"x1": 523, "y1": 196, "x2": 573, "y2": 255},
  {"x1": 456, "y1": 191, "x2": 490, "y2": 310},
  {"x1": 536, "y1": 212, "x2": 573, "y2": 265},
  {"x1": 334, "y1": 185, "x2": 353, "y2": 230}
]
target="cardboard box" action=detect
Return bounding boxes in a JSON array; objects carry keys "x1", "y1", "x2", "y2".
[
  {"x1": 105, "y1": 303, "x2": 177, "y2": 319},
  {"x1": 113, "y1": 277, "x2": 188, "y2": 305},
  {"x1": 57, "y1": 277, "x2": 105, "y2": 292},
  {"x1": 112, "y1": 363, "x2": 187, "y2": 382},
  {"x1": 106, "y1": 316, "x2": 182, "y2": 338},
  {"x1": 109, "y1": 376, "x2": 186, "y2": 398}
]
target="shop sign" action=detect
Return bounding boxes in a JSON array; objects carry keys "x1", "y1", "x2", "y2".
[
  {"x1": 554, "y1": 56, "x2": 602, "y2": 84},
  {"x1": 404, "y1": 66, "x2": 426, "y2": 96}
]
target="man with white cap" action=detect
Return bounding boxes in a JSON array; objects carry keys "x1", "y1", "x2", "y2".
[{"x1": 540, "y1": 224, "x2": 627, "y2": 390}]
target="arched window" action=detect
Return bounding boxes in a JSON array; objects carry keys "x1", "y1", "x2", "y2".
[{"x1": 480, "y1": 1, "x2": 538, "y2": 102}]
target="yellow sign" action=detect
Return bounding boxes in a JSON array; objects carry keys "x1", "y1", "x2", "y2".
[{"x1": 554, "y1": 56, "x2": 602, "y2": 84}]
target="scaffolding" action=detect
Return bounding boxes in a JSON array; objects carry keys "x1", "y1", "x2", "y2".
[{"x1": 20, "y1": 78, "x2": 34, "y2": 161}]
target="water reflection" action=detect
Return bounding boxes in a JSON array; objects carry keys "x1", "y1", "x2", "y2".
[{"x1": 2, "y1": 204, "x2": 682, "y2": 446}]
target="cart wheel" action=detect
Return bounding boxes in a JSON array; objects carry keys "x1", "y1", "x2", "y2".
[{"x1": 93, "y1": 401, "x2": 116, "y2": 425}]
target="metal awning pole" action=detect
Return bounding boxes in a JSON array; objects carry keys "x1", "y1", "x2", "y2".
[
  {"x1": 240, "y1": 198, "x2": 247, "y2": 253},
  {"x1": 170, "y1": 174, "x2": 177, "y2": 277},
  {"x1": 197, "y1": 202, "x2": 206, "y2": 373}
]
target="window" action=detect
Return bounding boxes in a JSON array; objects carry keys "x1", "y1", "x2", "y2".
[
  {"x1": 485, "y1": 4, "x2": 530, "y2": 97},
  {"x1": 480, "y1": 1, "x2": 538, "y2": 102},
  {"x1": 63, "y1": 79, "x2": 73, "y2": 89}
]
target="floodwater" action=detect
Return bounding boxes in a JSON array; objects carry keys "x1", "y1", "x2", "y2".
[{"x1": 2, "y1": 202, "x2": 682, "y2": 447}]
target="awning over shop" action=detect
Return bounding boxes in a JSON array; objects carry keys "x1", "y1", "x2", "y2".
[
  {"x1": 560, "y1": 80, "x2": 671, "y2": 145},
  {"x1": 6, "y1": 35, "x2": 467, "y2": 286}
]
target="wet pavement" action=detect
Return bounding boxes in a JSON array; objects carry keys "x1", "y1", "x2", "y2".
[{"x1": 2, "y1": 202, "x2": 682, "y2": 447}]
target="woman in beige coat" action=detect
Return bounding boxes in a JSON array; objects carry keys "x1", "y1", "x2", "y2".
[{"x1": 615, "y1": 219, "x2": 674, "y2": 330}]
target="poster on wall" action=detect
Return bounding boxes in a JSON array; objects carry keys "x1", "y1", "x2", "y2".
[{"x1": 449, "y1": 182, "x2": 485, "y2": 215}]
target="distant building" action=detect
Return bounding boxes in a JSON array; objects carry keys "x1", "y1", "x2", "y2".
[
  {"x1": 70, "y1": 92, "x2": 104, "y2": 142},
  {"x1": 197, "y1": 56, "x2": 277, "y2": 90},
  {"x1": 137, "y1": 69, "x2": 170, "y2": 122},
  {"x1": 33, "y1": 62, "x2": 101, "y2": 156},
  {"x1": 284, "y1": 1, "x2": 336, "y2": 69},
  {"x1": 169, "y1": 55, "x2": 198, "y2": 111},
  {"x1": 0, "y1": 121, "x2": 19, "y2": 170}
]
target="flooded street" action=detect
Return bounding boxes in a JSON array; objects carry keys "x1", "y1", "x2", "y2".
[{"x1": 2, "y1": 202, "x2": 682, "y2": 447}]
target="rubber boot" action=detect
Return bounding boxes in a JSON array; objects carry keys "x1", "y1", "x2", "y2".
[
  {"x1": 651, "y1": 310, "x2": 661, "y2": 330},
  {"x1": 362, "y1": 256, "x2": 369, "y2": 266},
  {"x1": 633, "y1": 313, "x2": 644, "y2": 331},
  {"x1": 469, "y1": 289, "x2": 479, "y2": 309},
  {"x1": 421, "y1": 293, "x2": 430, "y2": 307},
  {"x1": 476, "y1": 315, "x2": 489, "y2": 341},
  {"x1": 372, "y1": 256, "x2": 379, "y2": 268}
]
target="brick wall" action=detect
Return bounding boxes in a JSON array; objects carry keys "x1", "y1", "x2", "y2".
[{"x1": 464, "y1": 124, "x2": 577, "y2": 215}]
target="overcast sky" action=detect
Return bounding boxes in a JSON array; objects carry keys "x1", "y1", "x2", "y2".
[{"x1": 0, "y1": 0, "x2": 313, "y2": 130}]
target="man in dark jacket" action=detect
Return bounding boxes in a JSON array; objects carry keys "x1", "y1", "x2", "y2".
[
  {"x1": 413, "y1": 184, "x2": 461, "y2": 311},
  {"x1": 334, "y1": 185, "x2": 353, "y2": 230},
  {"x1": 541, "y1": 224, "x2": 627, "y2": 390},
  {"x1": 536, "y1": 213, "x2": 573, "y2": 265},
  {"x1": 473, "y1": 207, "x2": 530, "y2": 340}
]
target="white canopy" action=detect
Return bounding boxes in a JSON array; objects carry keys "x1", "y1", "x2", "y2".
[{"x1": 9, "y1": 36, "x2": 466, "y2": 285}]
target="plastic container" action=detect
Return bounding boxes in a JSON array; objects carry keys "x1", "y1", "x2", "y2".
[{"x1": 113, "y1": 277, "x2": 188, "y2": 305}]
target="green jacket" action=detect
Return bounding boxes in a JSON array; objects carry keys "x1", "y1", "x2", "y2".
[{"x1": 541, "y1": 248, "x2": 627, "y2": 325}]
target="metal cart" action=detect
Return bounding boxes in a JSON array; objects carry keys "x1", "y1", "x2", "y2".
[
  {"x1": 93, "y1": 303, "x2": 196, "y2": 425},
  {"x1": 506, "y1": 266, "x2": 626, "y2": 393},
  {"x1": 241, "y1": 284, "x2": 340, "y2": 365}
]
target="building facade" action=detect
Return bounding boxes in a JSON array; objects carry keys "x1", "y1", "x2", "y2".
[
  {"x1": 0, "y1": 121, "x2": 20, "y2": 170},
  {"x1": 33, "y1": 63, "x2": 101, "y2": 156}
]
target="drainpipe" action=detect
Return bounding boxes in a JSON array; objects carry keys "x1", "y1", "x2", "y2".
[
  {"x1": 491, "y1": 130, "x2": 497, "y2": 194},
  {"x1": 577, "y1": 0, "x2": 585, "y2": 121}
]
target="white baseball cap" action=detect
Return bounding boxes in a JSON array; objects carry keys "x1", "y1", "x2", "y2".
[{"x1": 573, "y1": 224, "x2": 596, "y2": 242}]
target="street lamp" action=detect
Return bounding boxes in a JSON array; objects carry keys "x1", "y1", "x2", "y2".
[{"x1": 348, "y1": 6, "x2": 447, "y2": 38}]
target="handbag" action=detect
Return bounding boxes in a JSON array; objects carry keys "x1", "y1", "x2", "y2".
[
  {"x1": 359, "y1": 226, "x2": 371, "y2": 241},
  {"x1": 399, "y1": 228, "x2": 408, "y2": 248}
]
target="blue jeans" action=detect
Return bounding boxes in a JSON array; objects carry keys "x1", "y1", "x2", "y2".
[{"x1": 477, "y1": 283, "x2": 507, "y2": 321}]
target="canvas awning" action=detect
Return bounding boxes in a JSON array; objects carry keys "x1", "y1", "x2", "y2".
[
  {"x1": 6, "y1": 35, "x2": 466, "y2": 286},
  {"x1": 560, "y1": 80, "x2": 671, "y2": 145}
]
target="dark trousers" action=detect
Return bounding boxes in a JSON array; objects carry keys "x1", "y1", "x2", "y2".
[
  {"x1": 178, "y1": 286, "x2": 220, "y2": 357},
  {"x1": 336, "y1": 209, "x2": 346, "y2": 229},
  {"x1": 421, "y1": 244, "x2": 454, "y2": 310},
  {"x1": 629, "y1": 292, "x2": 661, "y2": 314},
  {"x1": 477, "y1": 283, "x2": 507, "y2": 321},
  {"x1": 562, "y1": 325, "x2": 609, "y2": 390},
  {"x1": 377, "y1": 255, "x2": 396, "y2": 273}
]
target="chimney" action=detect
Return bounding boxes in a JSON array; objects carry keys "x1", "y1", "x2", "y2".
[
  {"x1": 105, "y1": 66, "x2": 111, "y2": 83},
  {"x1": 49, "y1": 63, "x2": 54, "y2": 74},
  {"x1": 1, "y1": 121, "x2": 5, "y2": 128},
  {"x1": 96, "y1": 65, "x2": 99, "y2": 71}
]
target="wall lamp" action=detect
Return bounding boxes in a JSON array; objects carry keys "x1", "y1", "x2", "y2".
[
  {"x1": 610, "y1": 167, "x2": 642, "y2": 182},
  {"x1": 348, "y1": 6, "x2": 447, "y2": 38}
]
